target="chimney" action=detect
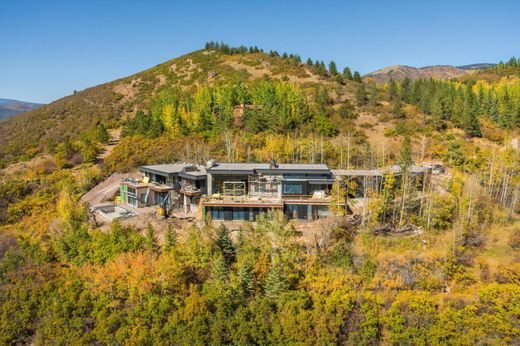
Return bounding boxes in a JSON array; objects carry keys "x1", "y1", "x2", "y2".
[{"x1": 206, "y1": 159, "x2": 217, "y2": 169}]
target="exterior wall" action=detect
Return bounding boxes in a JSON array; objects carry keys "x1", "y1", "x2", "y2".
[{"x1": 204, "y1": 203, "x2": 330, "y2": 221}]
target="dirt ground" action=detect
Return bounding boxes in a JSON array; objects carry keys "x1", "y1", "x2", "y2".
[{"x1": 79, "y1": 172, "x2": 140, "y2": 208}]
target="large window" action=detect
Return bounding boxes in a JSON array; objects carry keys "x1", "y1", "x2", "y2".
[
  {"x1": 222, "y1": 181, "x2": 246, "y2": 196},
  {"x1": 211, "y1": 207, "x2": 224, "y2": 220},
  {"x1": 283, "y1": 182, "x2": 303, "y2": 195},
  {"x1": 128, "y1": 196, "x2": 137, "y2": 207}
]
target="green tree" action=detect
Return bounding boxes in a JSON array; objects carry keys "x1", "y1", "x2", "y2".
[
  {"x1": 356, "y1": 83, "x2": 368, "y2": 106},
  {"x1": 392, "y1": 99, "x2": 406, "y2": 119},
  {"x1": 145, "y1": 223, "x2": 160, "y2": 253},
  {"x1": 353, "y1": 71, "x2": 362, "y2": 83},
  {"x1": 164, "y1": 224, "x2": 177, "y2": 253},
  {"x1": 328, "y1": 61, "x2": 338, "y2": 76},
  {"x1": 387, "y1": 79, "x2": 398, "y2": 101},
  {"x1": 216, "y1": 225, "x2": 236, "y2": 267},
  {"x1": 342, "y1": 67, "x2": 353, "y2": 81}
]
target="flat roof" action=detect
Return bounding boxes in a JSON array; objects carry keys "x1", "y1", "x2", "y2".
[
  {"x1": 207, "y1": 162, "x2": 330, "y2": 174},
  {"x1": 139, "y1": 163, "x2": 206, "y2": 178}
]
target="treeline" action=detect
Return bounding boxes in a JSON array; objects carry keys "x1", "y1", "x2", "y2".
[
  {"x1": 205, "y1": 41, "x2": 362, "y2": 83},
  {"x1": 122, "y1": 80, "x2": 345, "y2": 139},
  {"x1": 386, "y1": 77, "x2": 520, "y2": 136}
]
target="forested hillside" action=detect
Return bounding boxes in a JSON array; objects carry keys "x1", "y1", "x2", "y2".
[{"x1": 0, "y1": 44, "x2": 519, "y2": 345}]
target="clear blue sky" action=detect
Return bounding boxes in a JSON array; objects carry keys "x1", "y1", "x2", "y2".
[{"x1": 1, "y1": 0, "x2": 519, "y2": 104}]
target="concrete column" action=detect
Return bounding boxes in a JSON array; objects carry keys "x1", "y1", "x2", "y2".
[
  {"x1": 184, "y1": 194, "x2": 190, "y2": 213},
  {"x1": 207, "y1": 174, "x2": 213, "y2": 196}
]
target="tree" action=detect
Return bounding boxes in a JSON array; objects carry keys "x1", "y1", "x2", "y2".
[
  {"x1": 164, "y1": 224, "x2": 177, "y2": 253},
  {"x1": 368, "y1": 83, "x2": 379, "y2": 106},
  {"x1": 356, "y1": 83, "x2": 368, "y2": 106},
  {"x1": 392, "y1": 99, "x2": 406, "y2": 119},
  {"x1": 145, "y1": 223, "x2": 160, "y2": 253},
  {"x1": 264, "y1": 266, "x2": 287, "y2": 300},
  {"x1": 306, "y1": 58, "x2": 313, "y2": 66},
  {"x1": 353, "y1": 71, "x2": 362, "y2": 83},
  {"x1": 343, "y1": 67, "x2": 353, "y2": 81},
  {"x1": 387, "y1": 79, "x2": 398, "y2": 101},
  {"x1": 462, "y1": 85, "x2": 481, "y2": 137},
  {"x1": 339, "y1": 99, "x2": 357, "y2": 119},
  {"x1": 237, "y1": 262, "x2": 256, "y2": 298},
  {"x1": 329, "y1": 61, "x2": 338, "y2": 76},
  {"x1": 216, "y1": 225, "x2": 236, "y2": 267}
]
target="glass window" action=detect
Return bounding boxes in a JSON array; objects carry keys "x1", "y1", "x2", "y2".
[
  {"x1": 283, "y1": 183, "x2": 303, "y2": 194},
  {"x1": 127, "y1": 187, "x2": 136, "y2": 195},
  {"x1": 128, "y1": 196, "x2": 137, "y2": 207}
]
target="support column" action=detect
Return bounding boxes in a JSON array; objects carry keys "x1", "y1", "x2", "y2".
[
  {"x1": 207, "y1": 174, "x2": 213, "y2": 196},
  {"x1": 184, "y1": 194, "x2": 190, "y2": 213}
]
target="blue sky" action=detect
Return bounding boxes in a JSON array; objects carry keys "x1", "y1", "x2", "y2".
[{"x1": 1, "y1": 0, "x2": 519, "y2": 104}]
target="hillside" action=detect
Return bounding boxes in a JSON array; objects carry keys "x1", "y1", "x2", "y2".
[
  {"x1": 0, "y1": 48, "x2": 353, "y2": 164},
  {"x1": 0, "y1": 45, "x2": 519, "y2": 345},
  {"x1": 0, "y1": 99, "x2": 42, "y2": 120},
  {"x1": 364, "y1": 64, "x2": 467, "y2": 82}
]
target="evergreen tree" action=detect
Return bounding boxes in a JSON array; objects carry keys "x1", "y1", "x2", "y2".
[
  {"x1": 387, "y1": 79, "x2": 398, "y2": 101},
  {"x1": 264, "y1": 266, "x2": 288, "y2": 300},
  {"x1": 329, "y1": 61, "x2": 338, "y2": 76},
  {"x1": 400, "y1": 77, "x2": 412, "y2": 102},
  {"x1": 237, "y1": 262, "x2": 256, "y2": 298},
  {"x1": 216, "y1": 225, "x2": 236, "y2": 267},
  {"x1": 356, "y1": 83, "x2": 368, "y2": 106},
  {"x1": 392, "y1": 99, "x2": 406, "y2": 119},
  {"x1": 164, "y1": 224, "x2": 177, "y2": 253},
  {"x1": 306, "y1": 57, "x2": 313, "y2": 66},
  {"x1": 353, "y1": 71, "x2": 362, "y2": 83},
  {"x1": 145, "y1": 223, "x2": 160, "y2": 254},
  {"x1": 342, "y1": 67, "x2": 353, "y2": 81},
  {"x1": 462, "y1": 85, "x2": 481, "y2": 137},
  {"x1": 212, "y1": 253, "x2": 229, "y2": 283}
]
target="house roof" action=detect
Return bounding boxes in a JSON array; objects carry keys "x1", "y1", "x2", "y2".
[
  {"x1": 139, "y1": 163, "x2": 206, "y2": 179},
  {"x1": 207, "y1": 162, "x2": 330, "y2": 174}
]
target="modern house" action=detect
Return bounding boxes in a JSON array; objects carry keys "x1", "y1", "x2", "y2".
[
  {"x1": 118, "y1": 160, "x2": 433, "y2": 221},
  {"x1": 202, "y1": 160, "x2": 335, "y2": 221},
  {"x1": 119, "y1": 163, "x2": 207, "y2": 213}
]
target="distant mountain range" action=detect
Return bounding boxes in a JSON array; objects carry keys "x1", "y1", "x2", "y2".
[
  {"x1": 0, "y1": 99, "x2": 43, "y2": 120},
  {"x1": 457, "y1": 63, "x2": 496, "y2": 70},
  {"x1": 364, "y1": 63, "x2": 495, "y2": 83}
]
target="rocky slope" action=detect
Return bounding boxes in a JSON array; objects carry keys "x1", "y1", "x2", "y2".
[{"x1": 364, "y1": 64, "x2": 467, "y2": 83}]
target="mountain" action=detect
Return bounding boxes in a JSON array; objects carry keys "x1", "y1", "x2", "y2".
[
  {"x1": 0, "y1": 99, "x2": 43, "y2": 120},
  {"x1": 364, "y1": 65, "x2": 467, "y2": 83},
  {"x1": 457, "y1": 63, "x2": 496, "y2": 70},
  {"x1": 0, "y1": 48, "x2": 347, "y2": 163}
]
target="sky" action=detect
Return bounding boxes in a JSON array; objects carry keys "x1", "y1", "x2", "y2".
[{"x1": 1, "y1": 0, "x2": 519, "y2": 104}]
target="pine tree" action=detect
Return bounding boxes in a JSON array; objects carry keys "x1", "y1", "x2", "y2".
[
  {"x1": 145, "y1": 223, "x2": 160, "y2": 253},
  {"x1": 356, "y1": 83, "x2": 368, "y2": 106},
  {"x1": 392, "y1": 99, "x2": 405, "y2": 119},
  {"x1": 462, "y1": 85, "x2": 481, "y2": 137},
  {"x1": 342, "y1": 67, "x2": 353, "y2": 81},
  {"x1": 387, "y1": 79, "x2": 398, "y2": 100},
  {"x1": 329, "y1": 61, "x2": 338, "y2": 76},
  {"x1": 306, "y1": 57, "x2": 313, "y2": 66},
  {"x1": 216, "y1": 225, "x2": 236, "y2": 267},
  {"x1": 164, "y1": 224, "x2": 177, "y2": 253},
  {"x1": 400, "y1": 78, "x2": 411, "y2": 102},
  {"x1": 353, "y1": 71, "x2": 362, "y2": 83},
  {"x1": 212, "y1": 253, "x2": 229, "y2": 283},
  {"x1": 237, "y1": 262, "x2": 256, "y2": 297},
  {"x1": 264, "y1": 266, "x2": 287, "y2": 300}
]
